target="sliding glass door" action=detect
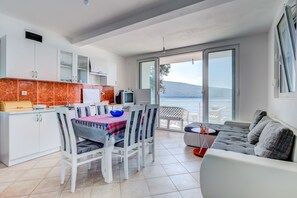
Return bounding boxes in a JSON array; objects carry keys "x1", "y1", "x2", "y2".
[
  {"x1": 203, "y1": 47, "x2": 238, "y2": 124},
  {"x1": 139, "y1": 59, "x2": 159, "y2": 105},
  {"x1": 138, "y1": 47, "x2": 238, "y2": 129}
]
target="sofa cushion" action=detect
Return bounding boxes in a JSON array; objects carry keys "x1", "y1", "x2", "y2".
[
  {"x1": 255, "y1": 121, "x2": 294, "y2": 160},
  {"x1": 211, "y1": 131, "x2": 255, "y2": 155},
  {"x1": 249, "y1": 110, "x2": 267, "y2": 131},
  {"x1": 247, "y1": 116, "x2": 272, "y2": 144}
]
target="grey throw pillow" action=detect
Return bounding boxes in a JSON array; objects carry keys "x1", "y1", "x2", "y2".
[
  {"x1": 255, "y1": 121, "x2": 294, "y2": 160},
  {"x1": 247, "y1": 116, "x2": 272, "y2": 144},
  {"x1": 249, "y1": 110, "x2": 267, "y2": 131}
]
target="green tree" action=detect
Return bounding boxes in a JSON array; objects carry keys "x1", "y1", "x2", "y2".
[{"x1": 159, "y1": 64, "x2": 171, "y2": 93}]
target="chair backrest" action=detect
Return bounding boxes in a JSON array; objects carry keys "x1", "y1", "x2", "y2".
[
  {"x1": 124, "y1": 105, "x2": 145, "y2": 148},
  {"x1": 55, "y1": 107, "x2": 77, "y2": 155},
  {"x1": 142, "y1": 104, "x2": 158, "y2": 140},
  {"x1": 95, "y1": 102, "x2": 109, "y2": 115},
  {"x1": 74, "y1": 103, "x2": 91, "y2": 118}
]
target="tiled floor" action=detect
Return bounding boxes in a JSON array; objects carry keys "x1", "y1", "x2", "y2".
[{"x1": 0, "y1": 130, "x2": 204, "y2": 198}]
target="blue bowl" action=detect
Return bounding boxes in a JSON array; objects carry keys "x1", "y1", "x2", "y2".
[{"x1": 110, "y1": 110, "x2": 124, "y2": 117}]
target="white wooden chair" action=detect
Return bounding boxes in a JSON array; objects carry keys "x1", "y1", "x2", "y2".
[
  {"x1": 55, "y1": 107, "x2": 104, "y2": 192},
  {"x1": 74, "y1": 103, "x2": 91, "y2": 118},
  {"x1": 94, "y1": 102, "x2": 109, "y2": 115},
  {"x1": 112, "y1": 105, "x2": 145, "y2": 179},
  {"x1": 142, "y1": 104, "x2": 158, "y2": 167}
]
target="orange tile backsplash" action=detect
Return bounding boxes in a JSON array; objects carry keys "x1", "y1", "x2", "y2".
[{"x1": 0, "y1": 79, "x2": 115, "y2": 107}]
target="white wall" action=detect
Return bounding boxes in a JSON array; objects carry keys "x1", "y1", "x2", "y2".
[
  {"x1": 124, "y1": 33, "x2": 269, "y2": 121},
  {"x1": 0, "y1": 13, "x2": 126, "y2": 92},
  {"x1": 267, "y1": 0, "x2": 297, "y2": 129}
]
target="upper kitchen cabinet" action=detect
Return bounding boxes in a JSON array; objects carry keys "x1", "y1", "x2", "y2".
[
  {"x1": 58, "y1": 50, "x2": 89, "y2": 83},
  {"x1": 77, "y1": 55, "x2": 89, "y2": 84},
  {"x1": 0, "y1": 34, "x2": 58, "y2": 81},
  {"x1": 59, "y1": 50, "x2": 74, "y2": 82},
  {"x1": 35, "y1": 42, "x2": 58, "y2": 81},
  {"x1": 0, "y1": 35, "x2": 35, "y2": 79},
  {"x1": 89, "y1": 57, "x2": 117, "y2": 86}
]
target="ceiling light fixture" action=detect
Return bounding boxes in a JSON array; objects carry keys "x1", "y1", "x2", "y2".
[
  {"x1": 83, "y1": 0, "x2": 90, "y2": 6},
  {"x1": 162, "y1": 37, "x2": 166, "y2": 53}
]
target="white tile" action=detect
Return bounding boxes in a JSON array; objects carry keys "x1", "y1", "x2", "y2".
[
  {"x1": 120, "y1": 180, "x2": 150, "y2": 198},
  {"x1": 190, "y1": 172, "x2": 200, "y2": 183},
  {"x1": 174, "y1": 154, "x2": 200, "y2": 163},
  {"x1": 162, "y1": 163, "x2": 188, "y2": 176},
  {"x1": 91, "y1": 183, "x2": 121, "y2": 198},
  {"x1": 142, "y1": 165, "x2": 167, "y2": 178},
  {"x1": 152, "y1": 191, "x2": 182, "y2": 198},
  {"x1": 2, "y1": 179, "x2": 41, "y2": 197},
  {"x1": 157, "y1": 156, "x2": 179, "y2": 165},
  {"x1": 180, "y1": 188, "x2": 203, "y2": 198},
  {"x1": 181, "y1": 161, "x2": 202, "y2": 173},
  {"x1": 60, "y1": 187, "x2": 92, "y2": 198},
  {"x1": 146, "y1": 177, "x2": 177, "y2": 195},
  {"x1": 170, "y1": 174, "x2": 200, "y2": 190}
]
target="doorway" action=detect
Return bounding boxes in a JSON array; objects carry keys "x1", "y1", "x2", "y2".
[{"x1": 139, "y1": 46, "x2": 238, "y2": 131}]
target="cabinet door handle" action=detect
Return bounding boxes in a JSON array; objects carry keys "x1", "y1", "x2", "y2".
[
  {"x1": 36, "y1": 114, "x2": 40, "y2": 122},
  {"x1": 32, "y1": 71, "x2": 35, "y2": 78},
  {"x1": 39, "y1": 114, "x2": 42, "y2": 122},
  {"x1": 35, "y1": 71, "x2": 38, "y2": 78}
]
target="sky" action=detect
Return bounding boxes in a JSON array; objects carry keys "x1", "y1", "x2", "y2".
[{"x1": 162, "y1": 56, "x2": 233, "y2": 89}]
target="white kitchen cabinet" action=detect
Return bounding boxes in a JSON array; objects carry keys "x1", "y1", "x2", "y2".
[
  {"x1": 106, "y1": 62, "x2": 117, "y2": 86},
  {"x1": 0, "y1": 110, "x2": 60, "y2": 166},
  {"x1": 35, "y1": 43, "x2": 58, "y2": 81},
  {"x1": 0, "y1": 35, "x2": 58, "y2": 81},
  {"x1": 9, "y1": 113, "x2": 39, "y2": 160},
  {"x1": 59, "y1": 50, "x2": 89, "y2": 83},
  {"x1": 39, "y1": 112, "x2": 61, "y2": 152},
  {"x1": 1, "y1": 35, "x2": 35, "y2": 79},
  {"x1": 89, "y1": 58, "x2": 117, "y2": 86}
]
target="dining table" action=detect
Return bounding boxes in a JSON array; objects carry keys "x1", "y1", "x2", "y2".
[{"x1": 71, "y1": 112, "x2": 129, "y2": 183}]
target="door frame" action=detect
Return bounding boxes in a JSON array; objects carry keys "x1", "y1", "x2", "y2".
[
  {"x1": 202, "y1": 45, "x2": 240, "y2": 122},
  {"x1": 138, "y1": 58, "x2": 160, "y2": 126}
]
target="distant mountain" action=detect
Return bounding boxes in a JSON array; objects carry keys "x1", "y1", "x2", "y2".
[{"x1": 160, "y1": 81, "x2": 232, "y2": 98}]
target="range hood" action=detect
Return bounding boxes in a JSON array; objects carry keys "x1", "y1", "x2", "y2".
[
  {"x1": 89, "y1": 71, "x2": 107, "y2": 76},
  {"x1": 89, "y1": 59, "x2": 108, "y2": 76}
]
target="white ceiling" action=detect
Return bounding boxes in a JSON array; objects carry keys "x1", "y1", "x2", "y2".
[{"x1": 0, "y1": 0, "x2": 280, "y2": 57}]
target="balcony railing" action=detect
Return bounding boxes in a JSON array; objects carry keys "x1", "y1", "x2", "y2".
[{"x1": 159, "y1": 99, "x2": 232, "y2": 131}]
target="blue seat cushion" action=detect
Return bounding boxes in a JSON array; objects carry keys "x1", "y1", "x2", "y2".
[
  {"x1": 114, "y1": 140, "x2": 124, "y2": 148},
  {"x1": 77, "y1": 140, "x2": 104, "y2": 154}
]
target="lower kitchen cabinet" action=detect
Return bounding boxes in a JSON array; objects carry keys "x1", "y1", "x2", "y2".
[
  {"x1": 39, "y1": 112, "x2": 61, "y2": 152},
  {"x1": 0, "y1": 110, "x2": 60, "y2": 166}
]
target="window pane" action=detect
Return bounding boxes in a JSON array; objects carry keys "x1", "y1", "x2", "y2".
[
  {"x1": 277, "y1": 15, "x2": 296, "y2": 92},
  {"x1": 208, "y1": 50, "x2": 235, "y2": 124},
  {"x1": 139, "y1": 61, "x2": 156, "y2": 104}
]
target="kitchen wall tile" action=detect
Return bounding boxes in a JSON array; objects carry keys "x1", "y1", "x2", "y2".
[
  {"x1": 0, "y1": 79, "x2": 115, "y2": 106},
  {"x1": 54, "y1": 82, "x2": 68, "y2": 102},
  {"x1": 0, "y1": 79, "x2": 18, "y2": 101},
  {"x1": 54, "y1": 101, "x2": 67, "y2": 106},
  {"x1": 102, "y1": 86, "x2": 114, "y2": 103},
  {"x1": 68, "y1": 84, "x2": 82, "y2": 103},
  {"x1": 38, "y1": 82, "x2": 54, "y2": 103},
  {"x1": 19, "y1": 80, "x2": 37, "y2": 102}
]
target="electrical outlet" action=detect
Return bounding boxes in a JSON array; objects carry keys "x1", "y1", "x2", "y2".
[{"x1": 21, "y1": 91, "x2": 27, "y2": 96}]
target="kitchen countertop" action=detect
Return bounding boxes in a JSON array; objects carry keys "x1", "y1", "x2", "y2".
[{"x1": 0, "y1": 108, "x2": 55, "y2": 115}]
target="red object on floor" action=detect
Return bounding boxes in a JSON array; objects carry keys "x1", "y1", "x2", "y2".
[{"x1": 193, "y1": 147, "x2": 207, "y2": 157}]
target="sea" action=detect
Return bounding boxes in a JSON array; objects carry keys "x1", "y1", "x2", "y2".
[{"x1": 159, "y1": 97, "x2": 233, "y2": 120}]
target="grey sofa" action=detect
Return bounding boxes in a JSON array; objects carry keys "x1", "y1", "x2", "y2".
[{"x1": 190, "y1": 111, "x2": 297, "y2": 198}]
